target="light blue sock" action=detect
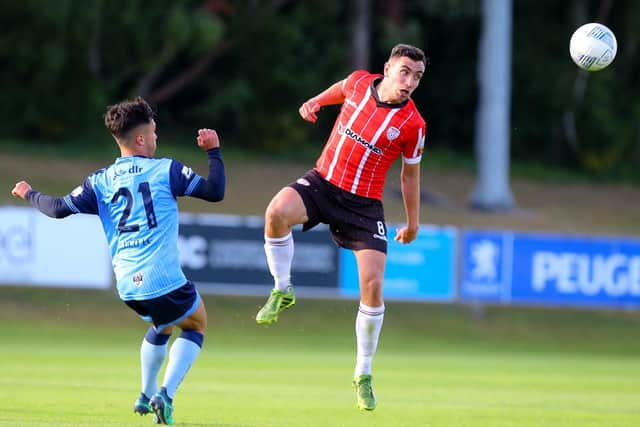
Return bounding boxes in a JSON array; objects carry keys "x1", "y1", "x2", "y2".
[
  {"x1": 162, "y1": 331, "x2": 204, "y2": 399},
  {"x1": 140, "y1": 327, "x2": 170, "y2": 399}
]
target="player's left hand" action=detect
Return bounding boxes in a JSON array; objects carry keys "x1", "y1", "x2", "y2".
[
  {"x1": 197, "y1": 128, "x2": 220, "y2": 151},
  {"x1": 394, "y1": 225, "x2": 418, "y2": 244},
  {"x1": 11, "y1": 181, "x2": 32, "y2": 199}
]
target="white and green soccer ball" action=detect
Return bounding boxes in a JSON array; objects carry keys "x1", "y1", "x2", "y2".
[{"x1": 569, "y1": 23, "x2": 617, "y2": 71}]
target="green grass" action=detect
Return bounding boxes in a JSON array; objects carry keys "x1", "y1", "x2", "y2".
[
  {"x1": 2, "y1": 142, "x2": 640, "y2": 425},
  {"x1": 1, "y1": 287, "x2": 639, "y2": 426}
]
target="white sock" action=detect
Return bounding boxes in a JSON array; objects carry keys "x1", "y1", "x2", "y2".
[
  {"x1": 354, "y1": 303, "x2": 385, "y2": 378},
  {"x1": 264, "y1": 232, "x2": 294, "y2": 292}
]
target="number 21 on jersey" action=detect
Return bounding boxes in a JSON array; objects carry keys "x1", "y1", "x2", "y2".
[{"x1": 111, "y1": 181, "x2": 157, "y2": 233}]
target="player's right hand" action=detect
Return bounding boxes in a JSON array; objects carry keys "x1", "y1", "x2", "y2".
[
  {"x1": 299, "y1": 99, "x2": 321, "y2": 123},
  {"x1": 11, "y1": 181, "x2": 32, "y2": 199},
  {"x1": 197, "y1": 128, "x2": 220, "y2": 151}
]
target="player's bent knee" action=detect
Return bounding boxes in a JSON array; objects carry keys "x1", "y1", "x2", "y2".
[
  {"x1": 179, "y1": 303, "x2": 207, "y2": 332},
  {"x1": 265, "y1": 205, "x2": 296, "y2": 233},
  {"x1": 266, "y1": 188, "x2": 305, "y2": 224},
  {"x1": 265, "y1": 201, "x2": 289, "y2": 223},
  {"x1": 180, "y1": 318, "x2": 206, "y2": 334}
]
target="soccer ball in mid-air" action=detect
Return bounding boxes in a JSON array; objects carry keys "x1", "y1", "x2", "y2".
[{"x1": 569, "y1": 23, "x2": 617, "y2": 71}]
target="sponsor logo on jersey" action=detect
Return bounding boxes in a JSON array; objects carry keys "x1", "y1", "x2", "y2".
[
  {"x1": 121, "y1": 237, "x2": 152, "y2": 249},
  {"x1": 296, "y1": 178, "x2": 311, "y2": 186},
  {"x1": 113, "y1": 164, "x2": 143, "y2": 178},
  {"x1": 338, "y1": 122, "x2": 382, "y2": 155},
  {"x1": 373, "y1": 233, "x2": 388, "y2": 241},
  {"x1": 386, "y1": 126, "x2": 400, "y2": 141}
]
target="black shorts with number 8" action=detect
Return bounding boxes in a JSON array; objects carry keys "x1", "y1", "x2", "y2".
[{"x1": 288, "y1": 169, "x2": 388, "y2": 254}]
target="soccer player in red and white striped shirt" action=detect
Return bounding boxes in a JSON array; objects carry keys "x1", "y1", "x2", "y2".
[{"x1": 255, "y1": 44, "x2": 427, "y2": 410}]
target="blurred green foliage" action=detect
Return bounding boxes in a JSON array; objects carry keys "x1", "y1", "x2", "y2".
[{"x1": 1, "y1": 0, "x2": 638, "y2": 180}]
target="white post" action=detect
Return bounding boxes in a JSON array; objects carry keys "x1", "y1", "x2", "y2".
[{"x1": 470, "y1": 0, "x2": 515, "y2": 210}]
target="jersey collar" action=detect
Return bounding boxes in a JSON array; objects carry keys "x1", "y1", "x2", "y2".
[{"x1": 371, "y1": 77, "x2": 408, "y2": 109}]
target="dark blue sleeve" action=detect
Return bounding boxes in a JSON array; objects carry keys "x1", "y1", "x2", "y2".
[
  {"x1": 169, "y1": 159, "x2": 202, "y2": 197},
  {"x1": 26, "y1": 176, "x2": 99, "y2": 218},
  {"x1": 26, "y1": 190, "x2": 73, "y2": 218},
  {"x1": 170, "y1": 148, "x2": 225, "y2": 202},
  {"x1": 62, "y1": 178, "x2": 99, "y2": 215}
]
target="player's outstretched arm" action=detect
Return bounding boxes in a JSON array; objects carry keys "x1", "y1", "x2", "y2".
[
  {"x1": 189, "y1": 128, "x2": 225, "y2": 202},
  {"x1": 299, "y1": 80, "x2": 346, "y2": 123},
  {"x1": 11, "y1": 180, "x2": 73, "y2": 218},
  {"x1": 394, "y1": 162, "x2": 420, "y2": 244}
]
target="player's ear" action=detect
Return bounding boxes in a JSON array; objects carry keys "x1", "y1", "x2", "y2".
[{"x1": 383, "y1": 62, "x2": 390, "y2": 77}]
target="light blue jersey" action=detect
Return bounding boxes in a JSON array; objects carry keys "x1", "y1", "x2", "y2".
[{"x1": 62, "y1": 155, "x2": 206, "y2": 301}]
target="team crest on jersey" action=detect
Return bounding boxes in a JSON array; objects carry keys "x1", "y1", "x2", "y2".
[
  {"x1": 386, "y1": 126, "x2": 400, "y2": 141},
  {"x1": 132, "y1": 272, "x2": 144, "y2": 287}
]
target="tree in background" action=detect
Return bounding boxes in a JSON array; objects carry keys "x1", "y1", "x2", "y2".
[
  {"x1": 0, "y1": 1, "x2": 106, "y2": 137},
  {"x1": 511, "y1": 0, "x2": 640, "y2": 179},
  {"x1": 0, "y1": 0, "x2": 225, "y2": 139},
  {"x1": 2, "y1": 0, "x2": 639, "y2": 181}
]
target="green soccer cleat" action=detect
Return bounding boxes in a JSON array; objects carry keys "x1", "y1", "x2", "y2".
[
  {"x1": 255, "y1": 287, "x2": 296, "y2": 325},
  {"x1": 353, "y1": 374, "x2": 377, "y2": 411},
  {"x1": 133, "y1": 393, "x2": 152, "y2": 415},
  {"x1": 150, "y1": 388, "x2": 174, "y2": 425}
]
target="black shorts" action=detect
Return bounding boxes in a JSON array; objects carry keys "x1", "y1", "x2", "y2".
[
  {"x1": 288, "y1": 169, "x2": 388, "y2": 253},
  {"x1": 124, "y1": 281, "x2": 201, "y2": 330}
]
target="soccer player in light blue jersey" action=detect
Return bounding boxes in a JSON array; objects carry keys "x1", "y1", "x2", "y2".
[{"x1": 11, "y1": 97, "x2": 225, "y2": 425}]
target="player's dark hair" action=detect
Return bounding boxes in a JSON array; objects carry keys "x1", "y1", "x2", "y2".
[
  {"x1": 104, "y1": 96, "x2": 155, "y2": 139},
  {"x1": 389, "y1": 44, "x2": 428, "y2": 67}
]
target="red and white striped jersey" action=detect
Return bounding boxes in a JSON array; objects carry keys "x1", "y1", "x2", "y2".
[{"x1": 315, "y1": 70, "x2": 426, "y2": 200}]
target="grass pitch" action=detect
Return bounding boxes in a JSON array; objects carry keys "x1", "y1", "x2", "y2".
[
  {"x1": 0, "y1": 287, "x2": 639, "y2": 426},
  {"x1": 3, "y1": 131, "x2": 640, "y2": 426}
]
